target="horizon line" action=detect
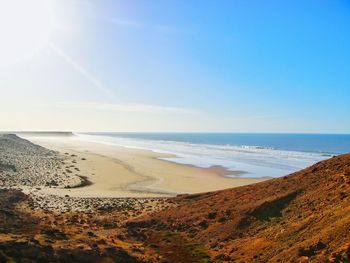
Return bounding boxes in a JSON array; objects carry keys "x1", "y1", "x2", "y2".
[{"x1": 2, "y1": 130, "x2": 349, "y2": 135}]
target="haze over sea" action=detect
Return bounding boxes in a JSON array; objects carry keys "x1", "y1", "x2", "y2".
[{"x1": 77, "y1": 133, "x2": 350, "y2": 178}]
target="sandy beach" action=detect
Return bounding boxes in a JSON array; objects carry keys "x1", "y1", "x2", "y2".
[{"x1": 20, "y1": 134, "x2": 267, "y2": 198}]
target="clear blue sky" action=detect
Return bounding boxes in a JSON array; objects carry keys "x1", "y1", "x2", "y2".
[{"x1": 0, "y1": 0, "x2": 349, "y2": 132}]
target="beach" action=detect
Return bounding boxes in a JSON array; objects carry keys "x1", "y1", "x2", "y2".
[{"x1": 18, "y1": 134, "x2": 266, "y2": 198}]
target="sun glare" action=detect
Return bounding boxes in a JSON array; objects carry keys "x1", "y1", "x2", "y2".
[{"x1": 0, "y1": 0, "x2": 54, "y2": 66}]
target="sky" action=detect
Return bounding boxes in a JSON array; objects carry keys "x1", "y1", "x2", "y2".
[{"x1": 0, "y1": 0, "x2": 349, "y2": 133}]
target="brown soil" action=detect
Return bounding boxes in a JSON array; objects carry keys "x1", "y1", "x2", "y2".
[{"x1": 126, "y1": 153, "x2": 350, "y2": 262}]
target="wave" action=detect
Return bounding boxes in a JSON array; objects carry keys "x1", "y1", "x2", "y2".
[{"x1": 75, "y1": 133, "x2": 330, "y2": 178}]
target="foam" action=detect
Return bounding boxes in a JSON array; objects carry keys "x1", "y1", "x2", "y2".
[{"x1": 75, "y1": 133, "x2": 329, "y2": 178}]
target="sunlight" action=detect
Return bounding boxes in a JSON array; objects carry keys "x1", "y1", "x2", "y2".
[{"x1": 0, "y1": 0, "x2": 54, "y2": 66}]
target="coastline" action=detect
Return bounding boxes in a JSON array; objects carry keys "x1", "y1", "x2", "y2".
[
  {"x1": 20, "y1": 134, "x2": 267, "y2": 198},
  {"x1": 1, "y1": 134, "x2": 349, "y2": 262}
]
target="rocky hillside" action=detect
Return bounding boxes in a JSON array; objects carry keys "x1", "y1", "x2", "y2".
[
  {"x1": 0, "y1": 134, "x2": 51, "y2": 155},
  {"x1": 126, "y1": 154, "x2": 350, "y2": 262},
  {"x1": 0, "y1": 134, "x2": 84, "y2": 188}
]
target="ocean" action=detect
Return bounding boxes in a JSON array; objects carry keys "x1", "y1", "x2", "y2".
[{"x1": 76, "y1": 133, "x2": 350, "y2": 178}]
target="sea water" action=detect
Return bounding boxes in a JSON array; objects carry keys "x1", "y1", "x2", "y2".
[{"x1": 76, "y1": 133, "x2": 350, "y2": 178}]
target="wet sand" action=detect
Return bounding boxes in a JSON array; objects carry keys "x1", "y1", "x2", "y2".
[{"x1": 23, "y1": 135, "x2": 267, "y2": 198}]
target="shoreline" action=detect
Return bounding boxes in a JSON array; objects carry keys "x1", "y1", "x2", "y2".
[
  {"x1": 19, "y1": 134, "x2": 268, "y2": 198},
  {"x1": 71, "y1": 133, "x2": 248, "y2": 177}
]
